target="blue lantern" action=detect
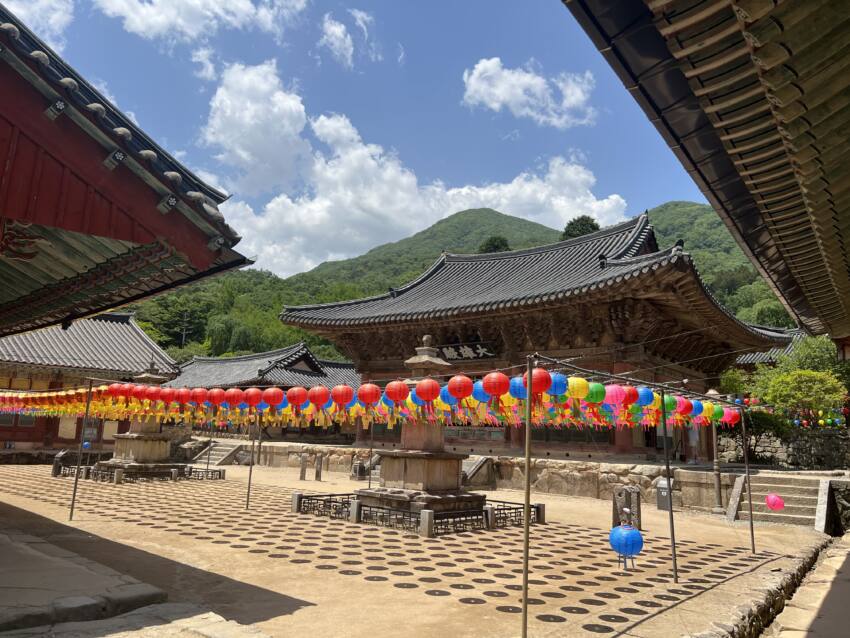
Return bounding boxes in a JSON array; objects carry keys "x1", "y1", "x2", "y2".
[
  {"x1": 509, "y1": 376, "x2": 527, "y2": 400},
  {"x1": 636, "y1": 386, "x2": 654, "y2": 407},
  {"x1": 278, "y1": 395, "x2": 289, "y2": 409},
  {"x1": 410, "y1": 389, "x2": 425, "y2": 406},
  {"x1": 690, "y1": 400, "x2": 704, "y2": 417},
  {"x1": 82, "y1": 441, "x2": 91, "y2": 449},
  {"x1": 322, "y1": 398, "x2": 333, "y2": 410},
  {"x1": 238, "y1": 402, "x2": 248, "y2": 410},
  {"x1": 549, "y1": 372, "x2": 568, "y2": 396},
  {"x1": 472, "y1": 380, "x2": 490, "y2": 403},
  {"x1": 735, "y1": 398, "x2": 743, "y2": 404},
  {"x1": 381, "y1": 393, "x2": 394, "y2": 408},
  {"x1": 257, "y1": 401, "x2": 269, "y2": 411},
  {"x1": 345, "y1": 396, "x2": 357, "y2": 409},
  {"x1": 299, "y1": 400, "x2": 310, "y2": 410},
  {"x1": 609, "y1": 525, "x2": 643, "y2": 569},
  {"x1": 221, "y1": 401, "x2": 229, "y2": 409},
  {"x1": 440, "y1": 385, "x2": 457, "y2": 407}
]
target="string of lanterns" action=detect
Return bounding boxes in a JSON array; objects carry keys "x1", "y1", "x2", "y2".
[{"x1": 0, "y1": 369, "x2": 750, "y2": 430}]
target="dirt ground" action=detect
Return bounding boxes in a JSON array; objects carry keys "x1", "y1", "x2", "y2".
[{"x1": 0, "y1": 465, "x2": 826, "y2": 637}]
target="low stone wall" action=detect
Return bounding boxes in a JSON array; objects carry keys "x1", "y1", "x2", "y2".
[
  {"x1": 256, "y1": 442, "x2": 371, "y2": 474},
  {"x1": 719, "y1": 429, "x2": 850, "y2": 469}
]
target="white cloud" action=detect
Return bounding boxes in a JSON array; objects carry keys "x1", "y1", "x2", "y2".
[
  {"x1": 201, "y1": 59, "x2": 311, "y2": 196},
  {"x1": 191, "y1": 47, "x2": 217, "y2": 81},
  {"x1": 348, "y1": 8, "x2": 381, "y2": 62},
  {"x1": 92, "y1": 0, "x2": 307, "y2": 43},
  {"x1": 397, "y1": 43, "x2": 405, "y2": 66},
  {"x1": 462, "y1": 57, "x2": 596, "y2": 129},
  {"x1": 318, "y1": 13, "x2": 353, "y2": 69},
  {"x1": 205, "y1": 62, "x2": 625, "y2": 276},
  {"x1": 5, "y1": 0, "x2": 74, "y2": 52},
  {"x1": 91, "y1": 78, "x2": 139, "y2": 124}
]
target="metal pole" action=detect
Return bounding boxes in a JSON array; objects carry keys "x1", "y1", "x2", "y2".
[
  {"x1": 245, "y1": 412, "x2": 257, "y2": 510},
  {"x1": 711, "y1": 419, "x2": 724, "y2": 514},
  {"x1": 368, "y1": 420, "x2": 374, "y2": 489},
  {"x1": 206, "y1": 412, "x2": 214, "y2": 470},
  {"x1": 740, "y1": 409, "x2": 756, "y2": 554},
  {"x1": 69, "y1": 380, "x2": 94, "y2": 521},
  {"x1": 521, "y1": 355, "x2": 533, "y2": 638},
  {"x1": 659, "y1": 389, "x2": 679, "y2": 583}
]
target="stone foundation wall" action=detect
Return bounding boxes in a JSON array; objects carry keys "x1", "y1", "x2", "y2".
[
  {"x1": 718, "y1": 430, "x2": 850, "y2": 469},
  {"x1": 256, "y1": 442, "x2": 371, "y2": 473}
]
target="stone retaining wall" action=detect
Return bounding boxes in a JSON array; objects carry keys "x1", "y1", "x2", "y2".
[
  {"x1": 256, "y1": 443, "x2": 371, "y2": 474},
  {"x1": 718, "y1": 429, "x2": 850, "y2": 469}
]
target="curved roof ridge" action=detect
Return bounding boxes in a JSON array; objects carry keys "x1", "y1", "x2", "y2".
[
  {"x1": 183, "y1": 342, "x2": 304, "y2": 366},
  {"x1": 444, "y1": 214, "x2": 647, "y2": 262}
]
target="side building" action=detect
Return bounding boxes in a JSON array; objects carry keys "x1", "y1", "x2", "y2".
[
  {"x1": 282, "y1": 215, "x2": 791, "y2": 458},
  {"x1": 0, "y1": 312, "x2": 176, "y2": 451}
]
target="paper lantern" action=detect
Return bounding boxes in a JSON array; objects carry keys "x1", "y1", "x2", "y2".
[
  {"x1": 208, "y1": 388, "x2": 226, "y2": 406},
  {"x1": 509, "y1": 376, "x2": 528, "y2": 400},
  {"x1": 604, "y1": 384, "x2": 625, "y2": 405},
  {"x1": 765, "y1": 493, "x2": 784, "y2": 511},
  {"x1": 549, "y1": 373, "x2": 567, "y2": 397},
  {"x1": 263, "y1": 387, "x2": 285, "y2": 407},
  {"x1": 609, "y1": 525, "x2": 643, "y2": 558},
  {"x1": 415, "y1": 378, "x2": 440, "y2": 403},
  {"x1": 381, "y1": 393, "x2": 395, "y2": 408},
  {"x1": 330, "y1": 385, "x2": 354, "y2": 406},
  {"x1": 107, "y1": 383, "x2": 123, "y2": 398},
  {"x1": 568, "y1": 376, "x2": 589, "y2": 400},
  {"x1": 523, "y1": 368, "x2": 552, "y2": 394},
  {"x1": 225, "y1": 387, "x2": 245, "y2": 407},
  {"x1": 176, "y1": 387, "x2": 192, "y2": 404},
  {"x1": 472, "y1": 380, "x2": 490, "y2": 403},
  {"x1": 160, "y1": 387, "x2": 176, "y2": 405},
  {"x1": 635, "y1": 386, "x2": 653, "y2": 407},
  {"x1": 663, "y1": 394, "x2": 678, "y2": 413},
  {"x1": 385, "y1": 380, "x2": 409, "y2": 404},
  {"x1": 439, "y1": 385, "x2": 457, "y2": 407},
  {"x1": 690, "y1": 399, "x2": 704, "y2": 417},
  {"x1": 622, "y1": 385, "x2": 638, "y2": 405},
  {"x1": 145, "y1": 385, "x2": 162, "y2": 403},
  {"x1": 308, "y1": 385, "x2": 330, "y2": 407},
  {"x1": 585, "y1": 382, "x2": 605, "y2": 404},
  {"x1": 728, "y1": 410, "x2": 741, "y2": 425},
  {"x1": 677, "y1": 397, "x2": 693, "y2": 416},
  {"x1": 447, "y1": 374, "x2": 474, "y2": 400},
  {"x1": 286, "y1": 386, "x2": 308, "y2": 407},
  {"x1": 357, "y1": 383, "x2": 381, "y2": 406},
  {"x1": 713, "y1": 404, "x2": 724, "y2": 420},
  {"x1": 244, "y1": 387, "x2": 263, "y2": 407},
  {"x1": 131, "y1": 384, "x2": 148, "y2": 401},
  {"x1": 482, "y1": 372, "x2": 510, "y2": 398}
]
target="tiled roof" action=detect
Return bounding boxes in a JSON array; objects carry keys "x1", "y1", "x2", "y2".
[
  {"x1": 282, "y1": 215, "x2": 658, "y2": 328},
  {"x1": 0, "y1": 312, "x2": 176, "y2": 377},
  {"x1": 736, "y1": 328, "x2": 805, "y2": 366},
  {"x1": 165, "y1": 343, "x2": 360, "y2": 389},
  {"x1": 0, "y1": 6, "x2": 238, "y2": 243}
]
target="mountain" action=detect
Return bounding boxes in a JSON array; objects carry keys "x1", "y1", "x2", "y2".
[{"x1": 132, "y1": 202, "x2": 792, "y2": 363}]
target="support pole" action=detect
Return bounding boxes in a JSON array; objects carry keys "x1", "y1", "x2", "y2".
[
  {"x1": 740, "y1": 409, "x2": 756, "y2": 554},
  {"x1": 206, "y1": 413, "x2": 214, "y2": 470},
  {"x1": 711, "y1": 418, "x2": 724, "y2": 514},
  {"x1": 246, "y1": 412, "x2": 258, "y2": 510},
  {"x1": 659, "y1": 389, "x2": 679, "y2": 584},
  {"x1": 69, "y1": 380, "x2": 94, "y2": 521},
  {"x1": 367, "y1": 419, "x2": 375, "y2": 489},
  {"x1": 521, "y1": 355, "x2": 533, "y2": 638}
]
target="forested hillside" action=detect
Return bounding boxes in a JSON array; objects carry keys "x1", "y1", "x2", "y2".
[{"x1": 133, "y1": 201, "x2": 792, "y2": 363}]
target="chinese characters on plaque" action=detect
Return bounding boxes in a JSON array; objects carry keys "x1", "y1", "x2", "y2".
[{"x1": 436, "y1": 342, "x2": 496, "y2": 361}]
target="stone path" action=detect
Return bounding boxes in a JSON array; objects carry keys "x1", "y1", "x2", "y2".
[
  {"x1": 766, "y1": 535, "x2": 850, "y2": 637},
  {"x1": 0, "y1": 466, "x2": 830, "y2": 637},
  {"x1": 0, "y1": 530, "x2": 165, "y2": 631}
]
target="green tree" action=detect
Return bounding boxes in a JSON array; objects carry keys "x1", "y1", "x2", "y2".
[
  {"x1": 760, "y1": 369, "x2": 845, "y2": 413},
  {"x1": 561, "y1": 215, "x2": 600, "y2": 240},
  {"x1": 736, "y1": 298, "x2": 793, "y2": 328},
  {"x1": 228, "y1": 324, "x2": 257, "y2": 352},
  {"x1": 207, "y1": 315, "x2": 236, "y2": 356},
  {"x1": 478, "y1": 235, "x2": 511, "y2": 253},
  {"x1": 719, "y1": 368, "x2": 748, "y2": 395},
  {"x1": 165, "y1": 341, "x2": 209, "y2": 364}
]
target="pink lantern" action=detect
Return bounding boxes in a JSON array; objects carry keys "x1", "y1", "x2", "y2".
[
  {"x1": 765, "y1": 493, "x2": 785, "y2": 511},
  {"x1": 604, "y1": 384, "x2": 625, "y2": 405}
]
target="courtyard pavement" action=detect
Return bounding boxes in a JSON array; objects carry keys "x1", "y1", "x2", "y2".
[{"x1": 0, "y1": 465, "x2": 829, "y2": 637}]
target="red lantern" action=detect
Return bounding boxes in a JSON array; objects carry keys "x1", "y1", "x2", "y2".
[
  {"x1": 118, "y1": 383, "x2": 133, "y2": 399},
  {"x1": 145, "y1": 385, "x2": 162, "y2": 403},
  {"x1": 175, "y1": 387, "x2": 192, "y2": 404},
  {"x1": 263, "y1": 387, "x2": 285, "y2": 407},
  {"x1": 447, "y1": 375, "x2": 474, "y2": 400},
  {"x1": 244, "y1": 387, "x2": 263, "y2": 407},
  {"x1": 482, "y1": 372, "x2": 510, "y2": 398},
  {"x1": 385, "y1": 380, "x2": 409, "y2": 404},
  {"x1": 415, "y1": 378, "x2": 440, "y2": 403},
  {"x1": 208, "y1": 388, "x2": 226, "y2": 406},
  {"x1": 191, "y1": 387, "x2": 209, "y2": 405},
  {"x1": 331, "y1": 384, "x2": 354, "y2": 405},
  {"x1": 728, "y1": 410, "x2": 741, "y2": 425},
  {"x1": 523, "y1": 368, "x2": 552, "y2": 394},
  {"x1": 131, "y1": 384, "x2": 148, "y2": 401},
  {"x1": 622, "y1": 385, "x2": 638, "y2": 405},
  {"x1": 308, "y1": 385, "x2": 330, "y2": 406},
  {"x1": 160, "y1": 387, "x2": 176, "y2": 405},
  {"x1": 357, "y1": 383, "x2": 381, "y2": 406},
  {"x1": 287, "y1": 386, "x2": 308, "y2": 407},
  {"x1": 225, "y1": 387, "x2": 245, "y2": 406},
  {"x1": 108, "y1": 383, "x2": 123, "y2": 398}
]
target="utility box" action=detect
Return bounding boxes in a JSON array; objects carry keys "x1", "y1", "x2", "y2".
[{"x1": 656, "y1": 478, "x2": 674, "y2": 510}]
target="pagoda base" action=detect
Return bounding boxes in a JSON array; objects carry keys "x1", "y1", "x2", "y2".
[
  {"x1": 95, "y1": 432, "x2": 185, "y2": 477},
  {"x1": 353, "y1": 486, "x2": 486, "y2": 514}
]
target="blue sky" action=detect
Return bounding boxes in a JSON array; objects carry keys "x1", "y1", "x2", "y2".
[{"x1": 9, "y1": 0, "x2": 704, "y2": 276}]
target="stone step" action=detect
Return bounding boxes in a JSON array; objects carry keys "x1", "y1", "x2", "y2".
[
  {"x1": 748, "y1": 474, "x2": 823, "y2": 487},
  {"x1": 745, "y1": 503, "x2": 817, "y2": 516},
  {"x1": 748, "y1": 491, "x2": 819, "y2": 506},
  {"x1": 744, "y1": 483, "x2": 820, "y2": 496},
  {"x1": 738, "y1": 511, "x2": 815, "y2": 526}
]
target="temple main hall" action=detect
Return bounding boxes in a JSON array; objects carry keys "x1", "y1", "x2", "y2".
[{"x1": 282, "y1": 215, "x2": 790, "y2": 457}]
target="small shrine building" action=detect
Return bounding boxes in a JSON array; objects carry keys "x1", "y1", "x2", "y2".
[{"x1": 282, "y1": 215, "x2": 790, "y2": 458}]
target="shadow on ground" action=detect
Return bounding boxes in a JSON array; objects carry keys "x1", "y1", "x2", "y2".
[
  {"x1": 805, "y1": 547, "x2": 849, "y2": 636},
  {"x1": 0, "y1": 502, "x2": 313, "y2": 628}
]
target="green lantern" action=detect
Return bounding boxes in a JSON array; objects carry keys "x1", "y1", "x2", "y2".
[
  {"x1": 713, "y1": 404, "x2": 724, "y2": 420},
  {"x1": 585, "y1": 382, "x2": 606, "y2": 404},
  {"x1": 663, "y1": 394, "x2": 677, "y2": 413}
]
